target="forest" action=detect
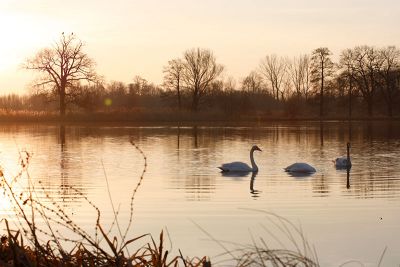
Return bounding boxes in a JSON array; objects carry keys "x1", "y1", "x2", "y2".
[{"x1": 1, "y1": 34, "x2": 399, "y2": 122}]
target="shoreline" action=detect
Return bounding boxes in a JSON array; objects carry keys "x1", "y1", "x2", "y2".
[{"x1": 0, "y1": 112, "x2": 399, "y2": 126}]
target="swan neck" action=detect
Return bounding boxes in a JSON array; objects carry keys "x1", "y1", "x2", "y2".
[{"x1": 250, "y1": 149, "x2": 258, "y2": 171}]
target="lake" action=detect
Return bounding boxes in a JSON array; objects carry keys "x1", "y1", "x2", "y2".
[{"x1": 0, "y1": 121, "x2": 399, "y2": 266}]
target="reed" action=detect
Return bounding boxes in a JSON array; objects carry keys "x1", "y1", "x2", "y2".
[{"x1": 192, "y1": 210, "x2": 319, "y2": 267}]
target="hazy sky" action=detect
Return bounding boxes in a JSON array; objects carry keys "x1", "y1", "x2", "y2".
[{"x1": 1, "y1": 0, "x2": 399, "y2": 94}]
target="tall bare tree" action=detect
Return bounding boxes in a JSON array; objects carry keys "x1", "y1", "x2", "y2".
[
  {"x1": 259, "y1": 54, "x2": 287, "y2": 101},
  {"x1": 379, "y1": 46, "x2": 400, "y2": 117},
  {"x1": 339, "y1": 49, "x2": 356, "y2": 118},
  {"x1": 311, "y1": 47, "x2": 334, "y2": 117},
  {"x1": 25, "y1": 33, "x2": 96, "y2": 117},
  {"x1": 163, "y1": 59, "x2": 184, "y2": 110},
  {"x1": 288, "y1": 55, "x2": 310, "y2": 99},
  {"x1": 182, "y1": 48, "x2": 224, "y2": 111},
  {"x1": 352, "y1": 46, "x2": 383, "y2": 116}
]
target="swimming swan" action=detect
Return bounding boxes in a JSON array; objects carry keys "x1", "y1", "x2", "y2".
[
  {"x1": 334, "y1": 142, "x2": 352, "y2": 168},
  {"x1": 285, "y1": 162, "x2": 316, "y2": 173},
  {"x1": 218, "y1": 145, "x2": 262, "y2": 172}
]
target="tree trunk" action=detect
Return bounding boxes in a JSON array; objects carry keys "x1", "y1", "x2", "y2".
[
  {"x1": 177, "y1": 81, "x2": 181, "y2": 110},
  {"x1": 319, "y1": 67, "x2": 324, "y2": 118},
  {"x1": 60, "y1": 86, "x2": 66, "y2": 118},
  {"x1": 348, "y1": 76, "x2": 352, "y2": 119},
  {"x1": 191, "y1": 90, "x2": 199, "y2": 112}
]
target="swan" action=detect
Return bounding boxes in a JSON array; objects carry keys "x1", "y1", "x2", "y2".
[
  {"x1": 218, "y1": 145, "x2": 261, "y2": 172},
  {"x1": 284, "y1": 162, "x2": 316, "y2": 174},
  {"x1": 334, "y1": 142, "x2": 352, "y2": 168}
]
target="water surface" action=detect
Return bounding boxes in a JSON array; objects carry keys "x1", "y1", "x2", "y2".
[{"x1": 0, "y1": 122, "x2": 399, "y2": 266}]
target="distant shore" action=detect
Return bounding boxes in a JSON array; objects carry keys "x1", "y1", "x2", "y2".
[{"x1": 0, "y1": 110, "x2": 399, "y2": 125}]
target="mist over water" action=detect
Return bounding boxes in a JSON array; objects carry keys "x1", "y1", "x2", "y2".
[{"x1": 0, "y1": 121, "x2": 399, "y2": 266}]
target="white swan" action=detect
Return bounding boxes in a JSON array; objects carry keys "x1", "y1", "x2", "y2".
[
  {"x1": 218, "y1": 145, "x2": 261, "y2": 172},
  {"x1": 285, "y1": 162, "x2": 316, "y2": 173},
  {"x1": 334, "y1": 142, "x2": 352, "y2": 168}
]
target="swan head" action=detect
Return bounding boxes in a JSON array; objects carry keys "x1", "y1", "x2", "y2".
[{"x1": 251, "y1": 145, "x2": 262, "y2": 152}]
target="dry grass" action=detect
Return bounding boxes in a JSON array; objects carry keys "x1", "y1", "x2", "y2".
[{"x1": 193, "y1": 210, "x2": 319, "y2": 267}]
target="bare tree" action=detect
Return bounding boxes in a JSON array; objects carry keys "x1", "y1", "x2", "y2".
[
  {"x1": 130, "y1": 75, "x2": 149, "y2": 95},
  {"x1": 182, "y1": 48, "x2": 224, "y2": 111},
  {"x1": 302, "y1": 56, "x2": 312, "y2": 100},
  {"x1": 352, "y1": 46, "x2": 383, "y2": 116},
  {"x1": 224, "y1": 76, "x2": 237, "y2": 92},
  {"x1": 288, "y1": 55, "x2": 310, "y2": 99},
  {"x1": 288, "y1": 57, "x2": 302, "y2": 97},
  {"x1": 241, "y1": 71, "x2": 263, "y2": 93},
  {"x1": 300, "y1": 55, "x2": 312, "y2": 101},
  {"x1": 339, "y1": 48, "x2": 357, "y2": 118},
  {"x1": 310, "y1": 47, "x2": 334, "y2": 117},
  {"x1": 163, "y1": 59, "x2": 184, "y2": 110},
  {"x1": 259, "y1": 54, "x2": 287, "y2": 100},
  {"x1": 25, "y1": 33, "x2": 96, "y2": 117},
  {"x1": 379, "y1": 46, "x2": 400, "y2": 117}
]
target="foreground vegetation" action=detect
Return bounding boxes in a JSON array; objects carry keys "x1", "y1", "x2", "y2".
[{"x1": 0, "y1": 141, "x2": 321, "y2": 266}]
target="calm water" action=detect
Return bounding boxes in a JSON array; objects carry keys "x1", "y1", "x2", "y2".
[{"x1": 0, "y1": 122, "x2": 400, "y2": 266}]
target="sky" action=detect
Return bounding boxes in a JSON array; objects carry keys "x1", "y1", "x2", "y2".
[{"x1": 0, "y1": 0, "x2": 399, "y2": 94}]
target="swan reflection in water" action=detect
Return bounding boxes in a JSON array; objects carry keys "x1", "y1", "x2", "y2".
[
  {"x1": 249, "y1": 172, "x2": 260, "y2": 197},
  {"x1": 346, "y1": 167, "x2": 350, "y2": 189},
  {"x1": 221, "y1": 171, "x2": 260, "y2": 198},
  {"x1": 335, "y1": 166, "x2": 351, "y2": 189},
  {"x1": 285, "y1": 170, "x2": 315, "y2": 178}
]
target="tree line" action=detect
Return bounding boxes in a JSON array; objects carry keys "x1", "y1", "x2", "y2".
[{"x1": 1, "y1": 33, "x2": 399, "y2": 120}]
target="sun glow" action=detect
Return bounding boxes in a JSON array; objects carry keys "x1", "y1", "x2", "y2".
[
  {"x1": 0, "y1": 5, "x2": 68, "y2": 92},
  {"x1": 0, "y1": 12, "x2": 29, "y2": 70},
  {"x1": 0, "y1": 8, "x2": 62, "y2": 71}
]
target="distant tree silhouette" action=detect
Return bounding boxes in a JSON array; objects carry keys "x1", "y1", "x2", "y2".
[
  {"x1": 379, "y1": 46, "x2": 400, "y2": 117},
  {"x1": 339, "y1": 49, "x2": 357, "y2": 118},
  {"x1": 288, "y1": 55, "x2": 311, "y2": 99},
  {"x1": 130, "y1": 76, "x2": 156, "y2": 96},
  {"x1": 107, "y1": 81, "x2": 128, "y2": 107},
  {"x1": 73, "y1": 82, "x2": 105, "y2": 112},
  {"x1": 25, "y1": 33, "x2": 96, "y2": 118},
  {"x1": 242, "y1": 71, "x2": 264, "y2": 93},
  {"x1": 311, "y1": 47, "x2": 334, "y2": 117},
  {"x1": 163, "y1": 59, "x2": 184, "y2": 110},
  {"x1": 6, "y1": 42, "x2": 398, "y2": 120},
  {"x1": 182, "y1": 48, "x2": 224, "y2": 111},
  {"x1": 259, "y1": 54, "x2": 287, "y2": 101},
  {"x1": 351, "y1": 46, "x2": 383, "y2": 117}
]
